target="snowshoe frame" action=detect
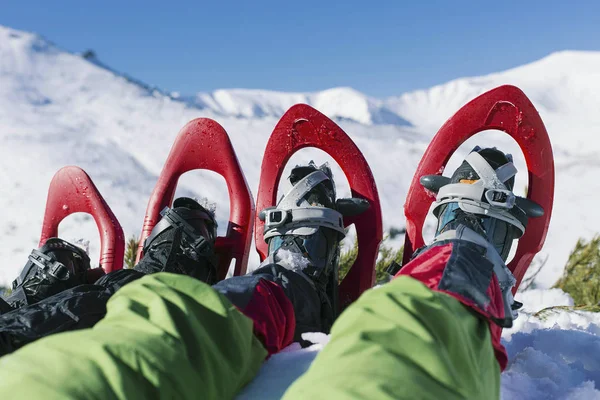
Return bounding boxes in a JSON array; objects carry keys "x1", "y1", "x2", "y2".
[
  {"x1": 402, "y1": 85, "x2": 555, "y2": 291},
  {"x1": 136, "y1": 118, "x2": 254, "y2": 280},
  {"x1": 39, "y1": 166, "x2": 125, "y2": 280},
  {"x1": 255, "y1": 104, "x2": 383, "y2": 310}
]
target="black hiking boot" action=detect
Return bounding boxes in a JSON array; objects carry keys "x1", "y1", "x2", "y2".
[
  {"x1": 4, "y1": 238, "x2": 91, "y2": 309},
  {"x1": 134, "y1": 197, "x2": 218, "y2": 284},
  {"x1": 430, "y1": 147, "x2": 529, "y2": 261},
  {"x1": 260, "y1": 162, "x2": 369, "y2": 327}
]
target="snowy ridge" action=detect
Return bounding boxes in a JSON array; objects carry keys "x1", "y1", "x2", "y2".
[
  {"x1": 3, "y1": 24, "x2": 600, "y2": 398},
  {"x1": 387, "y1": 51, "x2": 600, "y2": 150},
  {"x1": 195, "y1": 87, "x2": 412, "y2": 126}
]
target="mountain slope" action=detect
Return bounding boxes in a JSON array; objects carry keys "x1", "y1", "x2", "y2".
[
  {"x1": 384, "y1": 50, "x2": 600, "y2": 287},
  {"x1": 387, "y1": 51, "x2": 600, "y2": 150},
  {"x1": 194, "y1": 87, "x2": 412, "y2": 126},
  {"x1": 0, "y1": 25, "x2": 422, "y2": 284}
]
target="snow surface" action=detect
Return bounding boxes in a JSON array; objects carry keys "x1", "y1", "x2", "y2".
[
  {"x1": 2, "y1": 25, "x2": 600, "y2": 398},
  {"x1": 503, "y1": 289, "x2": 600, "y2": 400}
]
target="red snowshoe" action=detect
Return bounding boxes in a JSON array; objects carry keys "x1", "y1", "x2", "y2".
[
  {"x1": 136, "y1": 118, "x2": 254, "y2": 281},
  {"x1": 255, "y1": 104, "x2": 383, "y2": 311},
  {"x1": 402, "y1": 85, "x2": 555, "y2": 290},
  {"x1": 39, "y1": 166, "x2": 125, "y2": 282}
]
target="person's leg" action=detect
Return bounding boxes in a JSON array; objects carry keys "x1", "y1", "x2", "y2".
[
  {"x1": 283, "y1": 262, "x2": 500, "y2": 400},
  {"x1": 0, "y1": 164, "x2": 364, "y2": 398},
  {"x1": 0, "y1": 268, "x2": 142, "y2": 356},
  {"x1": 214, "y1": 162, "x2": 369, "y2": 353},
  {"x1": 213, "y1": 262, "x2": 322, "y2": 355},
  {"x1": 0, "y1": 194, "x2": 283, "y2": 399},
  {"x1": 284, "y1": 147, "x2": 540, "y2": 399},
  {"x1": 0, "y1": 273, "x2": 267, "y2": 400},
  {"x1": 0, "y1": 198, "x2": 218, "y2": 356}
]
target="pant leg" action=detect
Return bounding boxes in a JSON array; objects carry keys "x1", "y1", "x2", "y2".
[
  {"x1": 0, "y1": 231, "x2": 191, "y2": 356},
  {"x1": 214, "y1": 263, "x2": 326, "y2": 355},
  {"x1": 0, "y1": 272, "x2": 267, "y2": 400},
  {"x1": 283, "y1": 276, "x2": 500, "y2": 400},
  {"x1": 0, "y1": 269, "x2": 143, "y2": 356}
]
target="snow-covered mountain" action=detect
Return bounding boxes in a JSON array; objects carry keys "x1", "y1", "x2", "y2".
[
  {"x1": 193, "y1": 87, "x2": 412, "y2": 126},
  {"x1": 389, "y1": 50, "x2": 600, "y2": 151},
  {"x1": 3, "y1": 24, "x2": 600, "y2": 398}
]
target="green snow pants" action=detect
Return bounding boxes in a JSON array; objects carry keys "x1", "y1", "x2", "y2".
[
  {"x1": 0, "y1": 274, "x2": 499, "y2": 399},
  {"x1": 284, "y1": 275, "x2": 500, "y2": 399}
]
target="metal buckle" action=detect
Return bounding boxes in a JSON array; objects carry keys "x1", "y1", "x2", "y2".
[
  {"x1": 264, "y1": 209, "x2": 289, "y2": 229},
  {"x1": 485, "y1": 189, "x2": 516, "y2": 209},
  {"x1": 48, "y1": 261, "x2": 70, "y2": 281},
  {"x1": 28, "y1": 250, "x2": 70, "y2": 281}
]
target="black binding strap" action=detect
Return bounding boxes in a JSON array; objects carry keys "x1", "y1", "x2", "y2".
[
  {"x1": 11, "y1": 238, "x2": 89, "y2": 290},
  {"x1": 144, "y1": 206, "x2": 214, "y2": 252},
  {"x1": 13, "y1": 250, "x2": 70, "y2": 290}
]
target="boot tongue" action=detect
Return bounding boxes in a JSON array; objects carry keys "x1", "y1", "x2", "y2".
[
  {"x1": 451, "y1": 148, "x2": 515, "y2": 191},
  {"x1": 289, "y1": 162, "x2": 336, "y2": 209}
]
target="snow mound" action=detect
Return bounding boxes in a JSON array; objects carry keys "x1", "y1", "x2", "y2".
[
  {"x1": 238, "y1": 334, "x2": 329, "y2": 399},
  {"x1": 502, "y1": 306, "x2": 600, "y2": 400},
  {"x1": 387, "y1": 50, "x2": 600, "y2": 153}
]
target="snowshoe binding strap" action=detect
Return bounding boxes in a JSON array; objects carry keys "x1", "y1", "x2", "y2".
[
  {"x1": 261, "y1": 207, "x2": 346, "y2": 239},
  {"x1": 143, "y1": 203, "x2": 216, "y2": 253},
  {"x1": 260, "y1": 169, "x2": 346, "y2": 241},
  {"x1": 464, "y1": 150, "x2": 516, "y2": 190},
  {"x1": 421, "y1": 174, "x2": 543, "y2": 218},
  {"x1": 12, "y1": 238, "x2": 90, "y2": 289},
  {"x1": 13, "y1": 250, "x2": 69, "y2": 290},
  {"x1": 142, "y1": 202, "x2": 218, "y2": 277},
  {"x1": 277, "y1": 170, "x2": 332, "y2": 209},
  {"x1": 422, "y1": 148, "x2": 545, "y2": 237}
]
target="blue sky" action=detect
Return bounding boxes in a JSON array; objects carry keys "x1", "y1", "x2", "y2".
[{"x1": 2, "y1": 0, "x2": 599, "y2": 97}]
